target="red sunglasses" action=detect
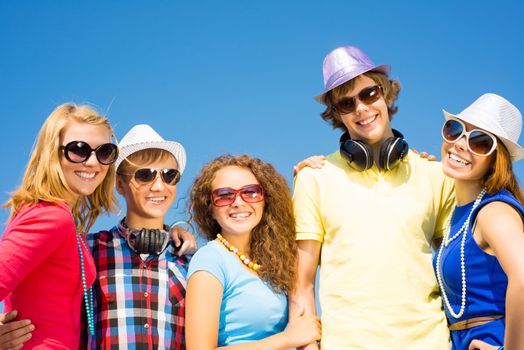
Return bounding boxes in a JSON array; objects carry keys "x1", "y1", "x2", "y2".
[
  {"x1": 333, "y1": 85, "x2": 382, "y2": 114},
  {"x1": 211, "y1": 184, "x2": 265, "y2": 207}
]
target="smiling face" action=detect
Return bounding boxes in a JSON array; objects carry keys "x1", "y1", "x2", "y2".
[
  {"x1": 116, "y1": 152, "x2": 178, "y2": 228},
  {"x1": 339, "y1": 75, "x2": 393, "y2": 146},
  {"x1": 59, "y1": 120, "x2": 113, "y2": 205},
  {"x1": 441, "y1": 119, "x2": 496, "y2": 184},
  {"x1": 211, "y1": 166, "x2": 265, "y2": 238}
]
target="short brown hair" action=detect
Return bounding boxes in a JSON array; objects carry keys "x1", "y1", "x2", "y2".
[
  {"x1": 321, "y1": 71, "x2": 401, "y2": 131},
  {"x1": 484, "y1": 141, "x2": 524, "y2": 204}
]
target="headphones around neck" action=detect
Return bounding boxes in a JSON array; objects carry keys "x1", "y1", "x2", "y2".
[
  {"x1": 121, "y1": 219, "x2": 171, "y2": 255},
  {"x1": 339, "y1": 129, "x2": 409, "y2": 172}
]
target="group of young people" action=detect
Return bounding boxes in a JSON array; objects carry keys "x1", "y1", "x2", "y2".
[{"x1": 0, "y1": 45, "x2": 522, "y2": 350}]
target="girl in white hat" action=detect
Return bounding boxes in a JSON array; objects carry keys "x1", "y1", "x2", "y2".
[{"x1": 435, "y1": 93, "x2": 524, "y2": 350}]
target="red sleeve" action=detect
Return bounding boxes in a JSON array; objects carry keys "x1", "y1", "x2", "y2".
[{"x1": 0, "y1": 203, "x2": 75, "y2": 300}]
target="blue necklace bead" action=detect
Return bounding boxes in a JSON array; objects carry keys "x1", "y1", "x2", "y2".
[{"x1": 77, "y1": 234, "x2": 95, "y2": 335}]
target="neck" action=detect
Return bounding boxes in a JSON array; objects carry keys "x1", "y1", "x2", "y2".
[
  {"x1": 219, "y1": 232, "x2": 251, "y2": 254},
  {"x1": 125, "y1": 213, "x2": 165, "y2": 230},
  {"x1": 371, "y1": 128, "x2": 395, "y2": 170},
  {"x1": 454, "y1": 180, "x2": 486, "y2": 206}
]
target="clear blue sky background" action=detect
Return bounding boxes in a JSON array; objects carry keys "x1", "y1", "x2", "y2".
[{"x1": 1, "y1": 1, "x2": 523, "y2": 259}]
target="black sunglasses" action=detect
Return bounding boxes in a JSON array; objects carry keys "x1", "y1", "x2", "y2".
[
  {"x1": 118, "y1": 168, "x2": 181, "y2": 186},
  {"x1": 61, "y1": 141, "x2": 118, "y2": 165},
  {"x1": 333, "y1": 85, "x2": 383, "y2": 114}
]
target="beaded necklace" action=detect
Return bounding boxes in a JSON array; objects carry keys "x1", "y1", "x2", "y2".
[
  {"x1": 76, "y1": 234, "x2": 95, "y2": 335},
  {"x1": 435, "y1": 188, "x2": 487, "y2": 319},
  {"x1": 216, "y1": 234, "x2": 261, "y2": 271}
]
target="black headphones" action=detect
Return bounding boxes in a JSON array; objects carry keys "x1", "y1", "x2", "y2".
[
  {"x1": 339, "y1": 129, "x2": 409, "y2": 172},
  {"x1": 121, "y1": 219, "x2": 171, "y2": 255}
]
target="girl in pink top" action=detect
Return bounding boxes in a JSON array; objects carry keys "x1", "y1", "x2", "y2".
[{"x1": 0, "y1": 104, "x2": 118, "y2": 349}]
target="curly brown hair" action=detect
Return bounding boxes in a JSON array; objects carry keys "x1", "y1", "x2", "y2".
[
  {"x1": 321, "y1": 71, "x2": 402, "y2": 131},
  {"x1": 190, "y1": 154, "x2": 297, "y2": 294}
]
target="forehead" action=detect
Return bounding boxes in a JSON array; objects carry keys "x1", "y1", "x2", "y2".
[
  {"x1": 60, "y1": 121, "x2": 111, "y2": 145},
  {"x1": 127, "y1": 151, "x2": 178, "y2": 169},
  {"x1": 344, "y1": 75, "x2": 376, "y2": 97},
  {"x1": 211, "y1": 166, "x2": 259, "y2": 189}
]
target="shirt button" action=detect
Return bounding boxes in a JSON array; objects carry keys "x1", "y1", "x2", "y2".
[
  {"x1": 144, "y1": 323, "x2": 150, "y2": 329},
  {"x1": 144, "y1": 292, "x2": 149, "y2": 298}
]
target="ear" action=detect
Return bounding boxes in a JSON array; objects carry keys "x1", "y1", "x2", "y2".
[{"x1": 115, "y1": 176, "x2": 127, "y2": 195}]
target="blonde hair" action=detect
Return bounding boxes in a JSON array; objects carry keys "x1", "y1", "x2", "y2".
[
  {"x1": 190, "y1": 155, "x2": 298, "y2": 294},
  {"x1": 3, "y1": 103, "x2": 118, "y2": 232},
  {"x1": 484, "y1": 141, "x2": 524, "y2": 204}
]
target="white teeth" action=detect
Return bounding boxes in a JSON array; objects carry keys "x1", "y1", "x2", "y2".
[
  {"x1": 449, "y1": 153, "x2": 470, "y2": 165},
  {"x1": 230, "y1": 213, "x2": 250, "y2": 218},
  {"x1": 76, "y1": 172, "x2": 96, "y2": 179},
  {"x1": 147, "y1": 197, "x2": 166, "y2": 202},
  {"x1": 357, "y1": 115, "x2": 376, "y2": 126}
]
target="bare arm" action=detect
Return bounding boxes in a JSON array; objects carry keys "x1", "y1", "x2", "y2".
[
  {"x1": 473, "y1": 202, "x2": 524, "y2": 350},
  {"x1": 186, "y1": 271, "x2": 320, "y2": 350},
  {"x1": 289, "y1": 240, "x2": 322, "y2": 350}
]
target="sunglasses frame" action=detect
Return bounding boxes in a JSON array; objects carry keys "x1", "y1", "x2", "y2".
[
  {"x1": 211, "y1": 184, "x2": 265, "y2": 207},
  {"x1": 61, "y1": 141, "x2": 118, "y2": 165},
  {"x1": 118, "y1": 168, "x2": 181, "y2": 186},
  {"x1": 333, "y1": 85, "x2": 383, "y2": 115},
  {"x1": 442, "y1": 118, "x2": 498, "y2": 157}
]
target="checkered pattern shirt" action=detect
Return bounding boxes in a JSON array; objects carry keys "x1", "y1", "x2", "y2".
[{"x1": 86, "y1": 224, "x2": 188, "y2": 350}]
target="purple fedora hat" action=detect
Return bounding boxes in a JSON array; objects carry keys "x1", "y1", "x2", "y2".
[{"x1": 315, "y1": 46, "x2": 390, "y2": 104}]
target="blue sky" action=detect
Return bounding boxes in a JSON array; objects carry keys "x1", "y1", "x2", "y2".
[{"x1": 1, "y1": 0, "x2": 523, "y2": 235}]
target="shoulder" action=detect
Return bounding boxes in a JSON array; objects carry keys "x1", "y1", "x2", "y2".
[
  {"x1": 13, "y1": 202, "x2": 74, "y2": 232},
  {"x1": 477, "y1": 191, "x2": 524, "y2": 225},
  {"x1": 191, "y1": 241, "x2": 224, "y2": 263},
  {"x1": 295, "y1": 150, "x2": 345, "y2": 182},
  {"x1": 87, "y1": 226, "x2": 119, "y2": 243}
]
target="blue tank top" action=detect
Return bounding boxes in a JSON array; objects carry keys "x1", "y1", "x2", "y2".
[{"x1": 433, "y1": 189, "x2": 524, "y2": 323}]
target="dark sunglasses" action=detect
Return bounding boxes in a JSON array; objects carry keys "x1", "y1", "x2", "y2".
[
  {"x1": 333, "y1": 85, "x2": 383, "y2": 114},
  {"x1": 442, "y1": 118, "x2": 497, "y2": 156},
  {"x1": 211, "y1": 184, "x2": 265, "y2": 207},
  {"x1": 61, "y1": 141, "x2": 118, "y2": 165},
  {"x1": 118, "y1": 168, "x2": 181, "y2": 186}
]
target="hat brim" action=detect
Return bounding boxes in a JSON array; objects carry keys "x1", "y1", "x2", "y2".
[
  {"x1": 314, "y1": 64, "x2": 390, "y2": 104},
  {"x1": 443, "y1": 110, "x2": 524, "y2": 162},
  {"x1": 116, "y1": 141, "x2": 187, "y2": 174}
]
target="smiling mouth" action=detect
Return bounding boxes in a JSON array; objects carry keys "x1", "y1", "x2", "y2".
[
  {"x1": 75, "y1": 171, "x2": 96, "y2": 180},
  {"x1": 146, "y1": 196, "x2": 167, "y2": 203},
  {"x1": 230, "y1": 212, "x2": 251, "y2": 219},
  {"x1": 449, "y1": 152, "x2": 471, "y2": 166},
  {"x1": 356, "y1": 115, "x2": 377, "y2": 126}
]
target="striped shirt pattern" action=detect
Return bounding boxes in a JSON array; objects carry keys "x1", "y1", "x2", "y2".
[{"x1": 86, "y1": 224, "x2": 188, "y2": 350}]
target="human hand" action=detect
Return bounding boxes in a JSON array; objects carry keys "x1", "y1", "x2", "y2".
[
  {"x1": 284, "y1": 304, "x2": 321, "y2": 348},
  {"x1": 293, "y1": 155, "x2": 326, "y2": 177},
  {"x1": 468, "y1": 339, "x2": 500, "y2": 349},
  {"x1": 411, "y1": 148, "x2": 437, "y2": 161},
  {"x1": 169, "y1": 225, "x2": 197, "y2": 256},
  {"x1": 0, "y1": 311, "x2": 34, "y2": 350}
]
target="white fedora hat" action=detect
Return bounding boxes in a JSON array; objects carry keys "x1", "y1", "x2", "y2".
[
  {"x1": 116, "y1": 124, "x2": 187, "y2": 174},
  {"x1": 443, "y1": 93, "x2": 524, "y2": 162}
]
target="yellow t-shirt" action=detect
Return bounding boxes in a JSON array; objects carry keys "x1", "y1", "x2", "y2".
[{"x1": 293, "y1": 150, "x2": 455, "y2": 350}]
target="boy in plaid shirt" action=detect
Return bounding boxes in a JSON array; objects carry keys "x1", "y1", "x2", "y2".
[{"x1": 87, "y1": 124, "x2": 194, "y2": 350}]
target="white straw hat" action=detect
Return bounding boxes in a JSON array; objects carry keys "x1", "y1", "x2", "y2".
[
  {"x1": 116, "y1": 124, "x2": 187, "y2": 173},
  {"x1": 443, "y1": 93, "x2": 524, "y2": 162}
]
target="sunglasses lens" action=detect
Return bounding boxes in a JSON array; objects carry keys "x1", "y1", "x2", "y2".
[
  {"x1": 65, "y1": 141, "x2": 92, "y2": 163},
  {"x1": 212, "y1": 188, "x2": 236, "y2": 206},
  {"x1": 442, "y1": 120, "x2": 464, "y2": 142},
  {"x1": 161, "y1": 169, "x2": 181, "y2": 185},
  {"x1": 134, "y1": 169, "x2": 157, "y2": 184},
  {"x1": 239, "y1": 185, "x2": 264, "y2": 203},
  {"x1": 359, "y1": 85, "x2": 381, "y2": 104},
  {"x1": 95, "y1": 143, "x2": 118, "y2": 165},
  {"x1": 469, "y1": 131, "x2": 495, "y2": 155},
  {"x1": 334, "y1": 98, "x2": 356, "y2": 114}
]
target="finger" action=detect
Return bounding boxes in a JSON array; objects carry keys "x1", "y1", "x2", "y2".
[
  {"x1": 177, "y1": 240, "x2": 191, "y2": 256},
  {"x1": 428, "y1": 155, "x2": 437, "y2": 161},
  {"x1": 169, "y1": 227, "x2": 182, "y2": 247},
  {"x1": 0, "y1": 320, "x2": 32, "y2": 337},
  {"x1": 0, "y1": 324, "x2": 34, "y2": 348},
  {"x1": 0, "y1": 311, "x2": 17, "y2": 324}
]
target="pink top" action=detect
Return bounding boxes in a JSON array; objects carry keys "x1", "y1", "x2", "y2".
[{"x1": 0, "y1": 202, "x2": 96, "y2": 349}]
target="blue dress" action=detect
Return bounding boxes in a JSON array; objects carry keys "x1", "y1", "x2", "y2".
[{"x1": 433, "y1": 190, "x2": 524, "y2": 350}]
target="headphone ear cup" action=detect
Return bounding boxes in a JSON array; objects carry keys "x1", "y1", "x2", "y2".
[
  {"x1": 340, "y1": 137, "x2": 373, "y2": 172},
  {"x1": 379, "y1": 136, "x2": 409, "y2": 171}
]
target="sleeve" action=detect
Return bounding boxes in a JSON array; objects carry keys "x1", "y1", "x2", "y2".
[
  {"x1": 187, "y1": 244, "x2": 226, "y2": 286},
  {"x1": 434, "y1": 173, "x2": 456, "y2": 240},
  {"x1": 0, "y1": 204, "x2": 75, "y2": 300},
  {"x1": 292, "y1": 168, "x2": 325, "y2": 242}
]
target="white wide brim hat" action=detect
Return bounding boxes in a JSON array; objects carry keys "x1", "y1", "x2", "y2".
[
  {"x1": 116, "y1": 124, "x2": 187, "y2": 174},
  {"x1": 443, "y1": 93, "x2": 524, "y2": 162}
]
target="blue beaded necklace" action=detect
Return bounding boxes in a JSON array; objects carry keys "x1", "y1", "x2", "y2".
[{"x1": 76, "y1": 234, "x2": 95, "y2": 335}]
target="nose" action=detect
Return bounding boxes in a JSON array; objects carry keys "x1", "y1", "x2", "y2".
[
  {"x1": 231, "y1": 192, "x2": 246, "y2": 207},
  {"x1": 83, "y1": 151, "x2": 99, "y2": 166},
  {"x1": 354, "y1": 98, "x2": 369, "y2": 114},
  {"x1": 454, "y1": 135, "x2": 468, "y2": 152},
  {"x1": 150, "y1": 173, "x2": 166, "y2": 191}
]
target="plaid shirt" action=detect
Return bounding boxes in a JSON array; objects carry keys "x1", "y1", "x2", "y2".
[{"x1": 86, "y1": 223, "x2": 188, "y2": 350}]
